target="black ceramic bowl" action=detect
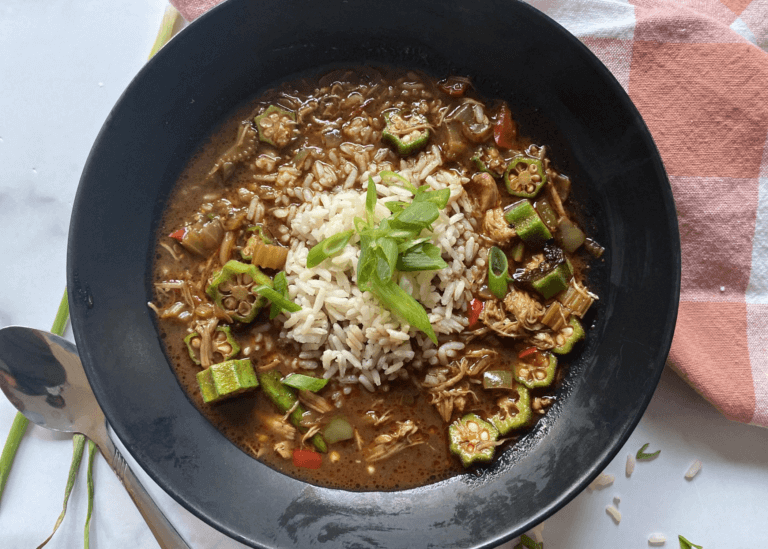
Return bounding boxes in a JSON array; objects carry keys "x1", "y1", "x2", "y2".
[{"x1": 67, "y1": 0, "x2": 680, "y2": 547}]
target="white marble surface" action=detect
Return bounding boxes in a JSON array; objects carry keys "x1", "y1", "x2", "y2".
[{"x1": 1, "y1": 1, "x2": 768, "y2": 548}]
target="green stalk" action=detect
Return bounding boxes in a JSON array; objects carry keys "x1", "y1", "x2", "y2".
[
  {"x1": 0, "y1": 290, "x2": 69, "y2": 505},
  {"x1": 50, "y1": 290, "x2": 70, "y2": 337},
  {"x1": 147, "y1": 5, "x2": 182, "y2": 59},
  {"x1": 0, "y1": 414, "x2": 29, "y2": 505},
  {"x1": 36, "y1": 435, "x2": 86, "y2": 549},
  {"x1": 83, "y1": 440, "x2": 97, "y2": 549}
]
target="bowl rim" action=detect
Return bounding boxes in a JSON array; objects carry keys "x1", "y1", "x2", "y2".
[{"x1": 67, "y1": 0, "x2": 681, "y2": 547}]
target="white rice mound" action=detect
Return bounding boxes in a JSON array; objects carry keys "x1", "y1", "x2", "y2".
[{"x1": 279, "y1": 146, "x2": 488, "y2": 391}]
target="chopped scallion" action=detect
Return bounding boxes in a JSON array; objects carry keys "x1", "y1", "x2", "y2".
[
  {"x1": 379, "y1": 170, "x2": 417, "y2": 193},
  {"x1": 365, "y1": 175, "x2": 377, "y2": 227},
  {"x1": 269, "y1": 271, "x2": 290, "y2": 319},
  {"x1": 282, "y1": 373, "x2": 329, "y2": 392},
  {"x1": 514, "y1": 534, "x2": 543, "y2": 549},
  {"x1": 254, "y1": 285, "x2": 301, "y2": 313},
  {"x1": 678, "y1": 535, "x2": 703, "y2": 549},
  {"x1": 636, "y1": 442, "x2": 661, "y2": 460},
  {"x1": 414, "y1": 186, "x2": 451, "y2": 209},
  {"x1": 370, "y1": 272, "x2": 437, "y2": 344},
  {"x1": 392, "y1": 200, "x2": 440, "y2": 228},
  {"x1": 488, "y1": 246, "x2": 511, "y2": 299},
  {"x1": 306, "y1": 230, "x2": 355, "y2": 268},
  {"x1": 396, "y1": 242, "x2": 447, "y2": 272}
]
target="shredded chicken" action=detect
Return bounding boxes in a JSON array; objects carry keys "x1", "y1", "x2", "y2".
[
  {"x1": 273, "y1": 440, "x2": 293, "y2": 459},
  {"x1": 366, "y1": 409, "x2": 393, "y2": 426},
  {"x1": 366, "y1": 420, "x2": 426, "y2": 463},
  {"x1": 195, "y1": 318, "x2": 219, "y2": 368},
  {"x1": 482, "y1": 208, "x2": 516, "y2": 244},
  {"x1": 425, "y1": 358, "x2": 469, "y2": 392},
  {"x1": 354, "y1": 428, "x2": 364, "y2": 451},
  {"x1": 527, "y1": 331, "x2": 555, "y2": 350},
  {"x1": 300, "y1": 425, "x2": 322, "y2": 447},
  {"x1": 159, "y1": 241, "x2": 183, "y2": 261},
  {"x1": 261, "y1": 414, "x2": 297, "y2": 439},
  {"x1": 257, "y1": 356, "x2": 281, "y2": 372},
  {"x1": 299, "y1": 390, "x2": 334, "y2": 414},
  {"x1": 480, "y1": 299, "x2": 525, "y2": 338},
  {"x1": 503, "y1": 288, "x2": 546, "y2": 331},
  {"x1": 545, "y1": 177, "x2": 567, "y2": 219},
  {"x1": 281, "y1": 399, "x2": 300, "y2": 423},
  {"x1": 429, "y1": 381, "x2": 478, "y2": 422}
]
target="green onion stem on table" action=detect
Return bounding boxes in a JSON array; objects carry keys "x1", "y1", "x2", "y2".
[{"x1": 0, "y1": 6, "x2": 182, "y2": 544}]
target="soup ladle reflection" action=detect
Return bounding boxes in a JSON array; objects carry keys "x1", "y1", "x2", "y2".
[{"x1": 0, "y1": 326, "x2": 190, "y2": 549}]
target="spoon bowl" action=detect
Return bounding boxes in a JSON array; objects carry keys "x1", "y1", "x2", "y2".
[
  {"x1": 0, "y1": 325, "x2": 189, "y2": 549},
  {"x1": 0, "y1": 326, "x2": 101, "y2": 435}
]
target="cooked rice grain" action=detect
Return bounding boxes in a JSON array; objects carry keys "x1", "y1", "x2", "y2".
[{"x1": 280, "y1": 148, "x2": 475, "y2": 390}]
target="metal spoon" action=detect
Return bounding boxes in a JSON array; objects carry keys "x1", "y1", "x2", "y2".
[{"x1": 0, "y1": 326, "x2": 191, "y2": 549}]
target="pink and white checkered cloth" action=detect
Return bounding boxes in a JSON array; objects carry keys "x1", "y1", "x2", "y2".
[{"x1": 171, "y1": 0, "x2": 768, "y2": 427}]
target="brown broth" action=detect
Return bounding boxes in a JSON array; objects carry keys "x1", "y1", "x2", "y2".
[{"x1": 152, "y1": 67, "x2": 592, "y2": 491}]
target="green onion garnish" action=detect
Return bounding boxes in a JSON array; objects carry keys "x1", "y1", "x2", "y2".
[
  {"x1": 636, "y1": 442, "x2": 661, "y2": 461},
  {"x1": 379, "y1": 170, "x2": 417, "y2": 193},
  {"x1": 392, "y1": 200, "x2": 440, "y2": 228},
  {"x1": 269, "y1": 271, "x2": 290, "y2": 319},
  {"x1": 282, "y1": 373, "x2": 329, "y2": 392},
  {"x1": 365, "y1": 175, "x2": 378, "y2": 227},
  {"x1": 370, "y1": 271, "x2": 437, "y2": 344},
  {"x1": 309, "y1": 171, "x2": 451, "y2": 343},
  {"x1": 488, "y1": 246, "x2": 511, "y2": 299},
  {"x1": 678, "y1": 535, "x2": 703, "y2": 549},
  {"x1": 397, "y1": 242, "x2": 448, "y2": 272},
  {"x1": 306, "y1": 229, "x2": 355, "y2": 268},
  {"x1": 254, "y1": 284, "x2": 301, "y2": 313},
  {"x1": 514, "y1": 534, "x2": 543, "y2": 549}
]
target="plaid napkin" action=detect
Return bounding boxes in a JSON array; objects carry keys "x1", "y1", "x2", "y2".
[{"x1": 170, "y1": 0, "x2": 768, "y2": 427}]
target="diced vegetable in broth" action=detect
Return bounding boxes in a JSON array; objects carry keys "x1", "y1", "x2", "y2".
[{"x1": 150, "y1": 67, "x2": 600, "y2": 490}]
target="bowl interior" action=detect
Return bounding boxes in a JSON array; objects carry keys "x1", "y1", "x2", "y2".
[{"x1": 67, "y1": 0, "x2": 680, "y2": 547}]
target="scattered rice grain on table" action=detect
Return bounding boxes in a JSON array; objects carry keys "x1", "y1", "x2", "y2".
[
  {"x1": 605, "y1": 504, "x2": 621, "y2": 524},
  {"x1": 588, "y1": 472, "x2": 615, "y2": 491},
  {"x1": 684, "y1": 459, "x2": 702, "y2": 480}
]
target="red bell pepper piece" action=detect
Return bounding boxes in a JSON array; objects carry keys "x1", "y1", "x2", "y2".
[
  {"x1": 168, "y1": 228, "x2": 187, "y2": 242},
  {"x1": 518, "y1": 346, "x2": 539, "y2": 360},
  {"x1": 468, "y1": 298, "x2": 484, "y2": 328},
  {"x1": 493, "y1": 103, "x2": 517, "y2": 149},
  {"x1": 293, "y1": 449, "x2": 323, "y2": 469}
]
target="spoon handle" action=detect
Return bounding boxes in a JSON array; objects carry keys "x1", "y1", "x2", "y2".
[{"x1": 94, "y1": 425, "x2": 191, "y2": 549}]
